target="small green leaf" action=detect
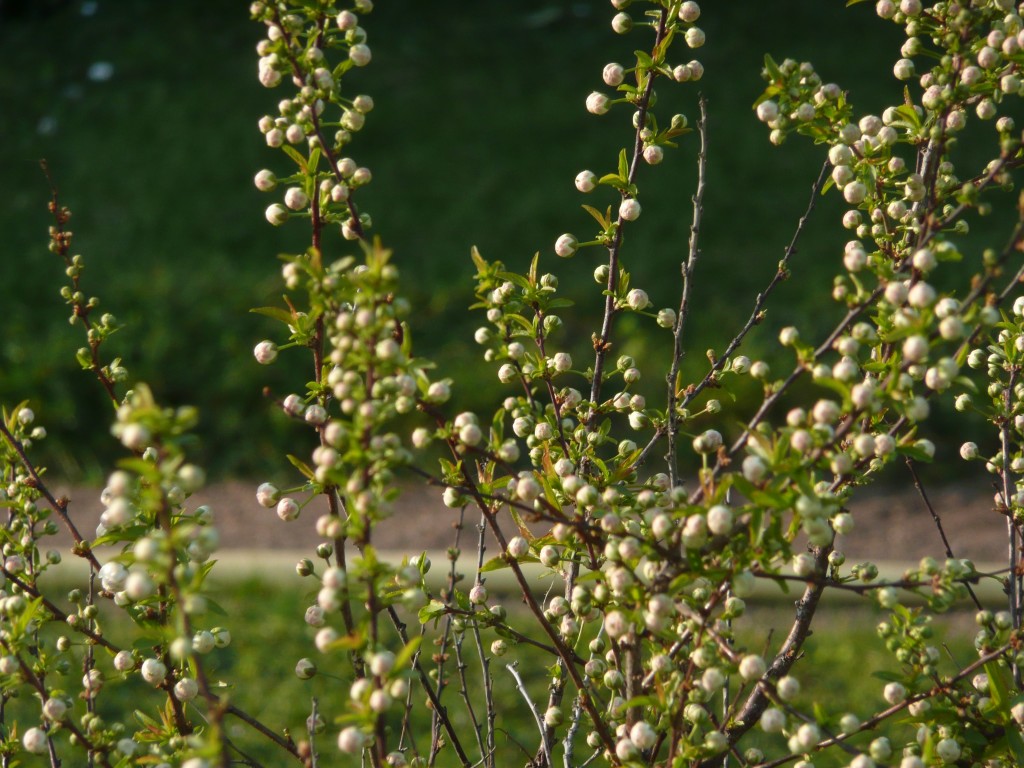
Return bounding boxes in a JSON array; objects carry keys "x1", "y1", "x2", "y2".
[
  {"x1": 480, "y1": 555, "x2": 511, "y2": 573},
  {"x1": 985, "y1": 660, "x2": 1011, "y2": 710},
  {"x1": 394, "y1": 636, "x2": 422, "y2": 671},
  {"x1": 250, "y1": 306, "x2": 295, "y2": 325},
  {"x1": 581, "y1": 205, "x2": 610, "y2": 229},
  {"x1": 470, "y1": 245, "x2": 488, "y2": 273},
  {"x1": 418, "y1": 600, "x2": 447, "y2": 624},
  {"x1": 281, "y1": 145, "x2": 307, "y2": 171},
  {"x1": 286, "y1": 454, "x2": 316, "y2": 480}
]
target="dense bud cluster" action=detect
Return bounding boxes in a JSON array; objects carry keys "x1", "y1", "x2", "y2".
[{"x1": 6, "y1": 1, "x2": 1024, "y2": 767}]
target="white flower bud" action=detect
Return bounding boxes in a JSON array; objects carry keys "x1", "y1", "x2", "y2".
[
  {"x1": 555, "y1": 233, "x2": 578, "y2": 258},
  {"x1": 22, "y1": 727, "x2": 47, "y2": 754},
  {"x1": 349, "y1": 44, "x2": 372, "y2": 67},
  {"x1": 141, "y1": 658, "x2": 167, "y2": 686},
  {"x1": 575, "y1": 170, "x2": 596, "y2": 192},
  {"x1": 586, "y1": 91, "x2": 610, "y2": 114},
  {"x1": 619, "y1": 198, "x2": 641, "y2": 221},
  {"x1": 626, "y1": 288, "x2": 649, "y2": 310}
]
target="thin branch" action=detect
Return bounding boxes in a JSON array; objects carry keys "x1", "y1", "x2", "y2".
[
  {"x1": 506, "y1": 662, "x2": 551, "y2": 768},
  {"x1": 905, "y1": 457, "x2": 982, "y2": 609},
  {"x1": 666, "y1": 95, "x2": 709, "y2": 488}
]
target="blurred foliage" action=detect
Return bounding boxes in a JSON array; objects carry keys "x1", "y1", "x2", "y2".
[{"x1": 0, "y1": 0, "x2": 1012, "y2": 480}]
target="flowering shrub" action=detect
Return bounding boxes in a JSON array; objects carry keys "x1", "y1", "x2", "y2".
[{"x1": 5, "y1": 0, "x2": 1024, "y2": 766}]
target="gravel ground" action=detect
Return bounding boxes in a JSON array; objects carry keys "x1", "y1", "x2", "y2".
[{"x1": 44, "y1": 475, "x2": 1009, "y2": 566}]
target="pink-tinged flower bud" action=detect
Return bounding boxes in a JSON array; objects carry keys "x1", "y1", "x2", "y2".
[
  {"x1": 611, "y1": 12, "x2": 631, "y2": 33},
  {"x1": 761, "y1": 708, "x2": 785, "y2": 733},
  {"x1": 602, "y1": 62, "x2": 624, "y2": 86},
  {"x1": 282, "y1": 393, "x2": 304, "y2": 416},
  {"x1": 256, "y1": 482, "x2": 279, "y2": 508},
  {"x1": 516, "y1": 474, "x2": 541, "y2": 502},
  {"x1": 284, "y1": 187, "x2": 308, "y2": 210},
  {"x1": 277, "y1": 497, "x2": 300, "y2": 521},
  {"x1": 342, "y1": 109, "x2": 365, "y2": 131},
  {"x1": 893, "y1": 58, "x2": 914, "y2": 80},
  {"x1": 643, "y1": 145, "x2": 664, "y2": 165},
  {"x1": 469, "y1": 584, "x2": 488, "y2": 604},
  {"x1": 313, "y1": 67, "x2": 334, "y2": 90},
  {"x1": 114, "y1": 421, "x2": 148, "y2": 452},
  {"x1": 756, "y1": 100, "x2": 779, "y2": 122},
  {"x1": 174, "y1": 677, "x2": 199, "y2": 701},
  {"x1": 586, "y1": 91, "x2": 610, "y2": 115},
  {"x1": 575, "y1": 170, "x2": 597, "y2": 192},
  {"x1": 336, "y1": 10, "x2": 357, "y2": 29},
  {"x1": 739, "y1": 654, "x2": 766, "y2": 681},
  {"x1": 140, "y1": 658, "x2": 167, "y2": 686},
  {"x1": 265, "y1": 203, "x2": 289, "y2": 226},
  {"x1": 707, "y1": 505, "x2": 732, "y2": 535},
  {"x1": 305, "y1": 404, "x2": 327, "y2": 425},
  {"x1": 192, "y1": 630, "x2": 215, "y2": 654},
  {"x1": 693, "y1": 428, "x2": 722, "y2": 454},
  {"x1": 113, "y1": 650, "x2": 135, "y2": 672},
  {"x1": 555, "y1": 233, "x2": 578, "y2": 257},
  {"x1": 285, "y1": 124, "x2": 305, "y2": 144},
  {"x1": 254, "y1": 169, "x2": 277, "y2": 191},
  {"x1": 883, "y1": 681, "x2": 906, "y2": 704},
  {"x1": 125, "y1": 571, "x2": 155, "y2": 602},
  {"x1": 42, "y1": 697, "x2": 68, "y2": 721},
  {"x1": 626, "y1": 288, "x2": 649, "y2": 310},
  {"x1": 258, "y1": 63, "x2": 281, "y2": 88},
  {"x1": 338, "y1": 726, "x2": 366, "y2": 754},
  {"x1": 349, "y1": 44, "x2": 372, "y2": 66},
  {"x1": 295, "y1": 658, "x2": 317, "y2": 679},
  {"x1": 254, "y1": 340, "x2": 278, "y2": 364},
  {"x1": 619, "y1": 198, "x2": 641, "y2": 221},
  {"x1": 507, "y1": 536, "x2": 529, "y2": 559},
  {"x1": 843, "y1": 181, "x2": 866, "y2": 204},
  {"x1": 678, "y1": 1, "x2": 700, "y2": 22},
  {"x1": 266, "y1": 127, "x2": 284, "y2": 147},
  {"x1": 685, "y1": 27, "x2": 705, "y2": 48},
  {"x1": 902, "y1": 335, "x2": 928, "y2": 363},
  {"x1": 22, "y1": 727, "x2": 47, "y2": 754},
  {"x1": 330, "y1": 183, "x2": 350, "y2": 202},
  {"x1": 352, "y1": 167, "x2": 372, "y2": 185}
]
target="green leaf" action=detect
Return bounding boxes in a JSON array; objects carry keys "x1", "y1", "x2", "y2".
[
  {"x1": 470, "y1": 245, "x2": 488, "y2": 273},
  {"x1": 617, "y1": 148, "x2": 628, "y2": 179},
  {"x1": 480, "y1": 555, "x2": 511, "y2": 573},
  {"x1": 763, "y1": 53, "x2": 782, "y2": 83},
  {"x1": 281, "y1": 145, "x2": 307, "y2": 171},
  {"x1": 985, "y1": 660, "x2": 1011, "y2": 710},
  {"x1": 418, "y1": 600, "x2": 447, "y2": 624},
  {"x1": 286, "y1": 454, "x2": 316, "y2": 481},
  {"x1": 250, "y1": 306, "x2": 295, "y2": 325},
  {"x1": 581, "y1": 205, "x2": 610, "y2": 229},
  {"x1": 1008, "y1": 727, "x2": 1024, "y2": 765},
  {"x1": 546, "y1": 298, "x2": 575, "y2": 310},
  {"x1": 394, "y1": 636, "x2": 422, "y2": 671}
]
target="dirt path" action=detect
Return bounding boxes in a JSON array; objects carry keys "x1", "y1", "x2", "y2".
[{"x1": 45, "y1": 476, "x2": 1008, "y2": 565}]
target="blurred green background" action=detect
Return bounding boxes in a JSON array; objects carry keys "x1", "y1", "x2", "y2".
[{"x1": 0, "y1": 0, "x2": 1009, "y2": 481}]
